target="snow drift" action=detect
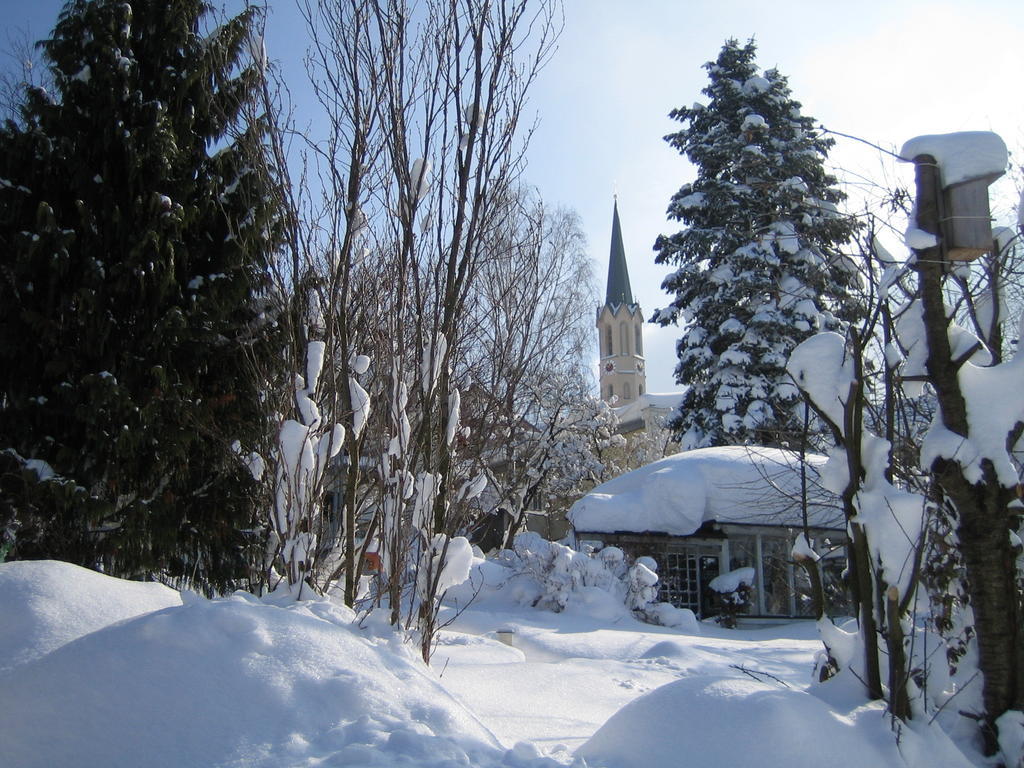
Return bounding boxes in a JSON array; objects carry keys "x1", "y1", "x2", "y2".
[
  {"x1": 0, "y1": 561, "x2": 503, "y2": 768},
  {"x1": 0, "y1": 559, "x2": 182, "y2": 673},
  {"x1": 577, "y1": 674, "x2": 973, "y2": 768},
  {"x1": 0, "y1": 560, "x2": 982, "y2": 768}
]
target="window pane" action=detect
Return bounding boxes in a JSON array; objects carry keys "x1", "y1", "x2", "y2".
[
  {"x1": 727, "y1": 535, "x2": 756, "y2": 615},
  {"x1": 822, "y1": 552, "x2": 851, "y2": 617},
  {"x1": 761, "y1": 536, "x2": 792, "y2": 616},
  {"x1": 729, "y1": 535, "x2": 756, "y2": 571}
]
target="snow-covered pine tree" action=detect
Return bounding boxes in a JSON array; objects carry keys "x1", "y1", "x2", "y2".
[
  {"x1": 653, "y1": 39, "x2": 862, "y2": 449},
  {"x1": 0, "y1": 0, "x2": 283, "y2": 588}
]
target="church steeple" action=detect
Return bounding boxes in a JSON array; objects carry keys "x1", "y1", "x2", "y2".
[
  {"x1": 606, "y1": 199, "x2": 634, "y2": 307},
  {"x1": 597, "y1": 199, "x2": 646, "y2": 405}
]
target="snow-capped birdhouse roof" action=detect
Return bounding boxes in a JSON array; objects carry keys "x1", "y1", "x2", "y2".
[
  {"x1": 900, "y1": 131, "x2": 1007, "y2": 262},
  {"x1": 899, "y1": 132, "x2": 1007, "y2": 188},
  {"x1": 567, "y1": 446, "x2": 841, "y2": 536}
]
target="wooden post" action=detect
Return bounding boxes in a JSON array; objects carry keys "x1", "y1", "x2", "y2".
[{"x1": 911, "y1": 155, "x2": 971, "y2": 431}]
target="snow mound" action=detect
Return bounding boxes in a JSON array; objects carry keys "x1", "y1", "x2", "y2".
[
  {"x1": 0, "y1": 559, "x2": 182, "y2": 673},
  {"x1": 568, "y1": 446, "x2": 839, "y2": 536},
  {"x1": 0, "y1": 563, "x2": 508, "y2": 768},
  {"x1": 577, "y1": 675, "x2": 940, "y2": 768},
  {"x1": 638, "y1": 639, "x2": 691, "y2": 660}
]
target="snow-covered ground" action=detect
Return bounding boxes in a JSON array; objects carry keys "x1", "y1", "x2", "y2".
[{"x1": 0, "y1": 559, "x2": 981, "y2": 767}]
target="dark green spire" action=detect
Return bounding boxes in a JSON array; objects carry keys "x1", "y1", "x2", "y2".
[{"x1": 605, "y1": 198, "x2": 634, "y2": 307}]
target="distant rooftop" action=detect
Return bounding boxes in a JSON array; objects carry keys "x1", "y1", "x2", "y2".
[{"x1": 613, "y1": 391, "x2": 686, "y2": 435}]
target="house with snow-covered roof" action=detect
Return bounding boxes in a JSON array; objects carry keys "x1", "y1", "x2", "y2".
[{"x1": 567, "y1": 445, "x2": 845, "y2": 620}]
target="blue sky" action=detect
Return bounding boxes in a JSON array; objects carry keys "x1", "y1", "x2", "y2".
[{"x1": 5, "y1": 0, "x2": 1023, "y2": 392}]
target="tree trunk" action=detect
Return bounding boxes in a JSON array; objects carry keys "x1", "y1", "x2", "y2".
[
  {"x1": 940, "y1": 460, "x2": 1019, "y2": 734},
  {"x1": 912, "y1": 154, "x2": 1022, "y2": 751},
  {"x1": 849, "y1": 521, "x2": 884, "y2": 700},
  {"x1": 886, "y1": 585, "x2": 911, "y2": 721}
]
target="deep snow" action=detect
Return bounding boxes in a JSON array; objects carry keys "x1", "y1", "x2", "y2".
[{"x1": 0, "y1": 559, "x2": 988, "y2": 767}]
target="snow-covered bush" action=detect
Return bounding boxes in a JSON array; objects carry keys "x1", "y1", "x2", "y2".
[
  {"x1": 502, "y1": 532, "x2": 661, "y2": 618},
  {"x1": 708, "y1": 567, "x2": 755, "y2": 628},
  {"x1": 416, "y1": 534, "x2": 475, "y2": 605},
  {"x1": 445, "y1": 537, "x2": 695, "y2": 630},
  {"x1": 626, "y1": 556, "x2": 660, "y2": 611}
]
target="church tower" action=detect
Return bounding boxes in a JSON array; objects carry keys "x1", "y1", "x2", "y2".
[{"x1": 597, "y1": 199, "x2": 646, "y2": 404}]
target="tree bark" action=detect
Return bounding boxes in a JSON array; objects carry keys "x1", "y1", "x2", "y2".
[{"x1": 912, "y1": 155, "x2": 1022, "y2": 751}]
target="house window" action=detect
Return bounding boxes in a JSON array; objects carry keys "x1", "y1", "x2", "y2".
[
  {"x1": 661, "y1": 552, "x2": 701, "y2": 613},
  {"x1": 728, "y1": 535, "x2": 757, "y2": 572},
  {"x1": 727, "y1": 535, "x2": 756, "y2": 616},
  {"x1": 604, "y1": 326, "x2": 613, "y2": 356},
  {"x1": 760, "y1": 536, "x2": 795, "y2": 616},
  {"x1": 635, "y1": 324, "x2": 643, "y2": 355},
  {"x1": 659, "y1": 543, "x2": 721, "y2": 617},
  {"x1": 821, "y1": 552, "x2": 851, "y2": 616},
  {"x1": 620, "y1": 323, "x2": 629, "y2": 355},
  {"x1": 794, "y1": 559, "x2": 817, "y2": 618}
]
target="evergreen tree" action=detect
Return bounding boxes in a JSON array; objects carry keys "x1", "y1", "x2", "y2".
[
  {"x1": 654, "y1": 39, "x2": 861, "y2": 449},
  {"x1": 0, "y1": 0, "x2": 282, "y2": 588}
]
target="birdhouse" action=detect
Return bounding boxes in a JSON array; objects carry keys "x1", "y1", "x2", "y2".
[
  {"x1": 362, "y1": 551, "x2": 381, "y2": 574},
  {"x1": 940, "y1": 171, "x2": 1003, "y2": 261}
]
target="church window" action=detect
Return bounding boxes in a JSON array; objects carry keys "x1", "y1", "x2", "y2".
[
  {"x1": 604, "y1": 325, "x2": 613, "y2": 356},
  {"x1": 635, "y1": 324, "x2": 643, "y2": 355},
  {"x1": 624, "y1": 381, "x2": 632, "y2": 400},
  {"x1": 640, "y1": 383, "x2": 645, "y2": 396},
  {"x1": 620, "y1": 323, "x2": 629, "y2": 355},
  {"x1": 608, "y1": 384, "x2": 614, "y2": 400}
]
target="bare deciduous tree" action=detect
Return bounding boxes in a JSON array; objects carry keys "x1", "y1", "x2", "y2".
[{"x1": 250, "y1": 0, "x2": 562, "y2": 663}]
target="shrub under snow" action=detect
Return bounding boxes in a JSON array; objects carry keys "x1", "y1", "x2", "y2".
[{"x1": 447, "y1": 532, "x2": 689, "y2": 627}]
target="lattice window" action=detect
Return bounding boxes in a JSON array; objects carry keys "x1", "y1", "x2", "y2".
[{"x1": 660, "y1": 552, "x2": 700, "y2": 613}]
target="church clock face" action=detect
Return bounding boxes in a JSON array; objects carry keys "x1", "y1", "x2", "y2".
[{"x1": 604, "y1": 361, "x2": 615, "y2": 373}]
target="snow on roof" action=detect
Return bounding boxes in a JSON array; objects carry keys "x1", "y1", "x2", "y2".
[
  {"x1": 613, "y1": 391, "x2": 685, "y2": 426},
  {"x1": 567, "y1": 446, "x2": 841, "y2": 536},
  {"x1": 899, "y1": 131, "x2": 1007, "y2": 187}
]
